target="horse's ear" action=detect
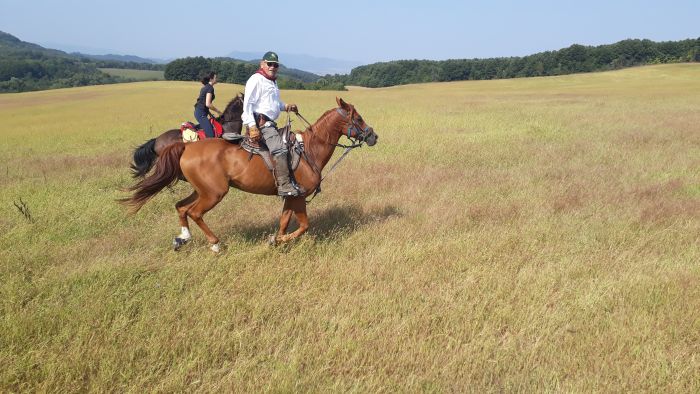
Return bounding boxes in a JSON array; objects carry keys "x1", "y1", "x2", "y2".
[{"x1": 336, "y1": 97, "x2": 348, "y2": 109}]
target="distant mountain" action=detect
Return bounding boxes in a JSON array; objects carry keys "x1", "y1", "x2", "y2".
[
  {"x1": 36, "y1": 41, "x2": 114, "y2": 56},
  {"x1": 227, "y1": 51, "x2": 362, "y2": 75},
  {"x1": 71, "y1": 52, "x2": 161, "y2": 64},
  {"x1": 213, "y1": 56, "x2": 321, "y2": 83},
  {"x1": 0, "y1": 31, "x2": 71, "y2": 57},
  {"x1": 1, "y1": 30, "x2": 335, "y2": 93},
  {"x1": 0, "y1": 31, "x2": 164, "y2": 68},
  {"x1": 0, "y1": 31, "x2": 163, "y2": 93},
  {"x1": 164, "y1": 56, "x2": 323, "y2": 86},
  {"x1": 0, "y1": 30, "x2": 123, "y2": 92},
  {"x1": 34, "y1": 40, "x2": 170, "y2": 65},
  {"x1": 37, "y1": 41, "x2": 169, "y2": 64}
]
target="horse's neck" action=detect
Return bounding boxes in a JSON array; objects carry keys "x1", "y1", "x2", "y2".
[
  {"x1": 305, "y1": 112, "x2": 343, "y2": 170},
  {"x1": 222, "y1": 98, "x2": 243, "y2": 122}
]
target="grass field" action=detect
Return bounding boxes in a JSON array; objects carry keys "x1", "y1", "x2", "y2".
[
  {"x1": 1, "y1": 64, "x2": 699, "y2": 391},
  {"x1": 99, "y1": 68, "x2": 165, "y2": 81}
]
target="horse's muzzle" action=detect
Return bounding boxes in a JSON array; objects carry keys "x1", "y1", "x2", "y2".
[{"x1": 363, "y1": 128, "x2": 378, "y2": 146}]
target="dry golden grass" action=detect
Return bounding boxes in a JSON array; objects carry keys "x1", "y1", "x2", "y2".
[{"x1": 1, "y1": 64, "x2": 699, "y2": 391}]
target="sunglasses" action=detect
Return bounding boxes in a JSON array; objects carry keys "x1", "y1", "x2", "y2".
[{"x1": 266, "y1": 62, "x2": 279, "y2": 68}]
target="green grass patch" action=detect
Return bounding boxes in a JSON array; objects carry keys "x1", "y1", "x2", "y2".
[{"x1": 99, "y1": 68, "x2": 164, "y2": 81}]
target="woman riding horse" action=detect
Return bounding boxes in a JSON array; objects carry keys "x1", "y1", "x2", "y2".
[
  {"x1": 122, "y1": 98, "x2": 378, "y2": 253},
  {"x1": 130, "y1": 94, "x2": 244, "y2": 178},
  {"x1": 194, "y1": 71, "x2": 222, "y2": 139}
]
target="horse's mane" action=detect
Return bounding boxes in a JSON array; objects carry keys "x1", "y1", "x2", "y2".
[
  {"x1": 221, "y1": 93, "x2": 244, "y2": 120},
  {"x1": 303, "y1": 106, "x2": 348, "y2": 169},
  {"x1": 305, "y1": 107, "x2": 341, "y2": 134}
]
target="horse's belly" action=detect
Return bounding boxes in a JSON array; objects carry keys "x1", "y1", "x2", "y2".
[{"x1": 225, "y1": 150, "x2": 277, "y2": 195}]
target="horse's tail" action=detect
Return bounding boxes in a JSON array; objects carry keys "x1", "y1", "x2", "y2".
[
  {"x1": 120, "y1": 142, "x2": 186, "y2": 213},
  {"x1": 130, "y1": 138, "x2": 157, "y2": 178}
]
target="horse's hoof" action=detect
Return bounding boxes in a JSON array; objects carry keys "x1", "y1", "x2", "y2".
[
  {"x1": 268, "y1": 235, "x2": 278, "y2": 246},
  {"x1": 210, "y1": 243, "x2": 221, "y2": 253},
  {"x1": 173, "y1": 237, "x2": 189, "y2": 251}
]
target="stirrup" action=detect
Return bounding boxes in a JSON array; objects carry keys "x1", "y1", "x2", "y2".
[
  {"x1": 277, "y1": 189, "x2": 302, "y2": 197},
  {"x1": 222, "y1": 132, "x2": 244, "y2": 141},
  {"x1": 277, "y1": 183, "x2": 305, "y2": 197},
  {"x1": 293, "y1": 182, "x2": 306, "y2": 194}
]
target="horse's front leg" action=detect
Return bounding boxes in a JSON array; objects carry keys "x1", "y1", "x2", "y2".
[{"x1": 274, "y1": 196, "x2": 309, "y2": 244}]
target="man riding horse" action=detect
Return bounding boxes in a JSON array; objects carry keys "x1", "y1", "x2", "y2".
[{"x1": 243, "y1": 51, "x2": 305, "y2": 197}]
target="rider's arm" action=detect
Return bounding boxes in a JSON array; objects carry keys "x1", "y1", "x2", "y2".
[
  {"x1": 205, "y1": 92, "x2": 221, "y2": 115},
  {"x1": 278, "y1": 98, "x2": 286, "y2": 113},
  {"x1": 242, "y1": 77, "x2": 260, "y2": 128}
]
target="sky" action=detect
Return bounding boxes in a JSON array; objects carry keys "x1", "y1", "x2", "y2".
[{"x1": 2, "y1": 0, "x2": 698, "y2": 69}]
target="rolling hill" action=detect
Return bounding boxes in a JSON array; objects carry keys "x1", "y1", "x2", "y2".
[{"x1": 0, "y1": 31, "x2": 163, "y2": 92}]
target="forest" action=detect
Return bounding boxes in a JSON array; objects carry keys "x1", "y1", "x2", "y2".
[
  {"x1": 331, "y1": 38, "x2": 700, "y2": 87},
  {"x1": 163, "y1": 56, "x2": 346, "y2": 91},
  {"x1": 2, "y1": 29, "x2": 698, "y2": 93},
  {"x1": 0, "y1": 31, "x2": 164, "y2": 93}
]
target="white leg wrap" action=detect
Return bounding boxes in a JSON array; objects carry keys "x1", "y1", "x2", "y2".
[
  {"x1": 179, "y1": 227, "x2": 191, "y2": 240},
  {"x1": 210, "y1": 243, "x2": 221, "y2": 253}
]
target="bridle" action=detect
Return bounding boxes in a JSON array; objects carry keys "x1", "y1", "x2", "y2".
[
  {"x1": 291, "y1": 107, "x2": 374, "y2": 202},
  {"x1": 295, "y1": 107, "x2": 372, "y2": 149},
  {"x1": 333, "y1": 107, "x2": 373, "y2": 148}
]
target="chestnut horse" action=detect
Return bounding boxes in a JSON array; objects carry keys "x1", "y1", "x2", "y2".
[
  {"x1": 129, "y1": 94, "x2": 244, "y2": 178},
  {"x1": 122, "y1": 98, "x2": 378, "y2": 252}
]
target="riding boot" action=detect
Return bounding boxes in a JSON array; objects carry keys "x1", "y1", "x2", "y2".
[{"x1": 273, "y1": 153, "x2": 305, "y2": 197}]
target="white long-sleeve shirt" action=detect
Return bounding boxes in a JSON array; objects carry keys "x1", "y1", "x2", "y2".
[{"x1": 242, "y1": 72, "x2": 286, "y2": 127}]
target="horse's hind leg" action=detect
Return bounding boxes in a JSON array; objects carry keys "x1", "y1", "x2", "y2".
[
  {"x1": 172, "y1": 191, "x2": 198, "y2": 250},
  {"x1": 187, "y1": 191, "x2": 227, "y2": 252},
  {"x1": 274, "y1": 196, "x2": 309, "y2": 244}
]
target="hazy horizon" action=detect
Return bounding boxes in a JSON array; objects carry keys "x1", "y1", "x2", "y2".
[{"x1": 2, "y1": 0, "x2": 698, "y2": 74}]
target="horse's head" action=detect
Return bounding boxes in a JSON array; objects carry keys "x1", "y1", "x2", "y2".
[
  {"x1": 336, "y1": 97, "x2": 378, "y2": 146},
  {"x1": 219, "y1": 93, "x2": 244, "y2": 134}
]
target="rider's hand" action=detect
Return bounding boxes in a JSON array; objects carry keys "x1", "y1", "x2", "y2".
[
  {"x1": 248, "y1": 125, "x2": 261, "y2": 141},
  {"x1": 286, "y1": 104, "x2": 298, "y2": 113}
]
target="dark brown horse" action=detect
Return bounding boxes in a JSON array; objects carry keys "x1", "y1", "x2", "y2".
[
  {"x1": 129, "y1": 94, "x2": 244, "y2": 178},
  {"x1": 122, "y1": 98, "x2": 378, "y2": 252}
]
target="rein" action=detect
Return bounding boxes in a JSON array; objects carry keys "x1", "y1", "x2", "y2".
[{"x1": 291, "y1": 110, "x2": 366, "y2": 203}]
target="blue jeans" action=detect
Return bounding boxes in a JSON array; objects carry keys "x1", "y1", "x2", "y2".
[{"x1": 194, "y1": 107, "x2": 215, "y2": 138}]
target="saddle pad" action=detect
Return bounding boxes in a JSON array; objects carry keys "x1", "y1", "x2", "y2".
[{"x1": 181, "y1": 128, "x2": 199, "y2": 142}]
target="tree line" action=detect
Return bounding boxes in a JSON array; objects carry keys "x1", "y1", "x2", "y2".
[
  {"x1": 80, "y1": 58, "x2": 164, "y2": 71},
  {"x1": 2, "y1": 29, "x2": 698, "y2": 93},
  {"x1": 327, "y1": 38, "x2": 700, "y2": 88},
  {"x1": 0, "y1": 31, "x2": 164, "y2": 93},
  {"x1": 0, "y1": 54, "x2": 124, "y2": 93},
  {"x1": 163, "y1": 56, "x2": 346, "y2": 91}
]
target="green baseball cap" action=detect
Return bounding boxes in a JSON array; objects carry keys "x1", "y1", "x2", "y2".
[{"x1": 262, "y1": 51, "x2": 279, "y2": 62}]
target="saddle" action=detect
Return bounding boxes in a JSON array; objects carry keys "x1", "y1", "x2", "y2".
[
  {"x1": 179, "y1": 118, "x2": 223, "y2": 142},
  {"x1": 233, "y1": 123, "x2": 305, "y2": 172}
]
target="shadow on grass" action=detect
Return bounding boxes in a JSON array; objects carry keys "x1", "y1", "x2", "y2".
[{"x1": 229, "y1": 203, "x2": 402, "y2": 243}]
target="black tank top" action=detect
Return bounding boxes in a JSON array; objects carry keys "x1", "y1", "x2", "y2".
[{"x1": 195, "y1": 84, "x2": 215, "y2": 111}]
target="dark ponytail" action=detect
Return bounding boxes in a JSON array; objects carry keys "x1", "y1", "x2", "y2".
[{"x1": 201, "y1": 71, "x2": 217, "y2": 85}]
